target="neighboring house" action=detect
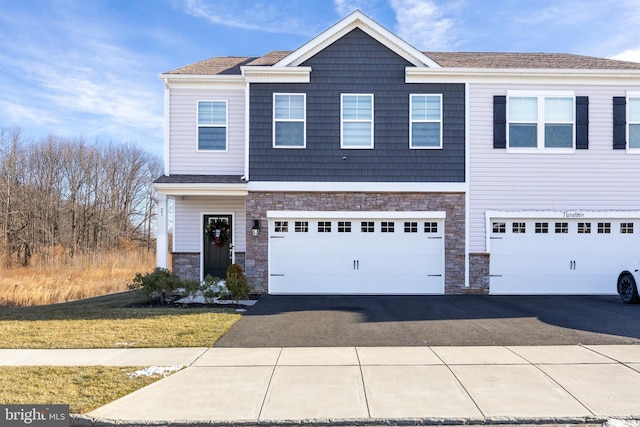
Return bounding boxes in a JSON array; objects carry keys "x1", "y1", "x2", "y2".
[{"x1": 153, "y1": 10, "x2": 640, "y2": 295}]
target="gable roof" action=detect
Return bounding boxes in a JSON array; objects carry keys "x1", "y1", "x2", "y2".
[{"x1": 273, "y1": 10, "x2": 440, "y2": 68}]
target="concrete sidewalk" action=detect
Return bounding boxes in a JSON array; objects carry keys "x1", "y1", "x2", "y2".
[{"x1": 4, "y1": 345, "x2": 636, "y2": 425}]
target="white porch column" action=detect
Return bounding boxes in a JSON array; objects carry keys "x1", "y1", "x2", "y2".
[{"x1": 155, "y1": 193, "x2": 169, "y2": 269}]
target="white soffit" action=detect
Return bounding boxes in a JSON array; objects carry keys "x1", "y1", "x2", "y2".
[{"x1": 274, "y1": 10, "x2": 441, "y2": 69}]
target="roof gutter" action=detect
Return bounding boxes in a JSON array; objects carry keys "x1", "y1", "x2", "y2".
[{"x1": 406, "y1": 67, "x2": 640, "y2": 84}]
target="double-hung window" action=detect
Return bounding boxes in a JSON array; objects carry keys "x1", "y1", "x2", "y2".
[
  {"x1": 341, "y1": 94, "x2": 373, "y2": 148},
  {"x1": 273, "y1": 94, "x2": 306, "y2": 148},
  {"x1": 410, "y1": 94, "x2": 442, "y2": 149},
  {"x1": 628, "y1": 95, "x2": 640, "y2": 149},
  {"x1": 197, "y1": 100, "x2": 227, "y2": 151},
  {"x1": 507, "y1": 92, "x2": 574, "y2": 150}
]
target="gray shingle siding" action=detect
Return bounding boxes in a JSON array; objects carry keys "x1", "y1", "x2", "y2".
[{"x1": 249, "y1": 28, "x2": 465, "y2": 182}]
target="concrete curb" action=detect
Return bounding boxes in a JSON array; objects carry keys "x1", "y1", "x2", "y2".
[{"x1": 71, "y1": 414, "x2": 625, "y2": 427}]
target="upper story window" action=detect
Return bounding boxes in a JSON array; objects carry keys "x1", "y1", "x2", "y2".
[
  {"x1": 197, "y1": 100, "x2": 227, "y2": 151},
  {"x1": 341, "y1": 94, "x2": 373, "y2": 149},
  {"x1": 410, "y1": 94, "x2": 442, "y2": 149},
  {"x1": 629, "y1": 96, "x2": 640, "y2": 149},
  {"x1": 274, "y1": 94, "x2": 306, "y2": 148},
  {"x1": 507, "y1": 92, "x2": 574, "y2": 151}
]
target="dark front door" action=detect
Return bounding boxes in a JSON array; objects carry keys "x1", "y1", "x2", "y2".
[{"x1": 203, "y1": 214, "x2": 232, "y2": 279}]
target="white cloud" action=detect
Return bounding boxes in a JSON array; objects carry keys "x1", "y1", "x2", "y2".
[
  {"x1": 610, "y1": 48, "x2": 640, "y2": 63},
  {"x1": 333, "y1": 0, "x2": 372, "y2": 16},
  {"x1": 178, "y1": 0, "x2": 325, "y2": 36},
  {"x1": 389, "y1": 0, "x2": 458, "y2": 50}
]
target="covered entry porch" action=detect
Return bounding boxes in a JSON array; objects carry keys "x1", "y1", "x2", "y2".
[{"x1": 152, "y1": 175, "x2": 248, "y2": 281}]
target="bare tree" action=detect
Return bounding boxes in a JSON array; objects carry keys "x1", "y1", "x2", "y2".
[{"x1": 0, "y1": 127, "x2": 162, "y2": 265}]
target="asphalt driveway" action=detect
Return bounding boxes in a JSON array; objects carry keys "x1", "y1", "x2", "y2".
[{"x1": 214, "y1": 295, "x2": 640, "y2": 347}]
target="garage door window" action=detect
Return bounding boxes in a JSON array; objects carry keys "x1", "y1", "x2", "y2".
[
  {"x1": 578, "y1": 222, "x2": 591, "y2": 234},
  {"x1": 597, "y1": 222, "x2": 611, "y2": 234},
  {"x1": 338, "y1": 221, "x2": 351, "y2": 232},
  {"x1": 381, "y1": 222, "x2": 395, "y2": 232},
  {"x1": 295, "y1": 221, "x2": 309, "y2": 232},
  {"x1": 424, "y1": 222, "x2": 438, "y2": 233},
  {"x1": 318, "y1": 221, "x2": 332, "y2": 232},
  {"x1": 621, "y1": 223, "x2": 634, "y2": 234},
  {"x1": 492, "y1": 222, "x2": 506, "y2": 233},
  {"x1": 555, "y1": 222, "x2": 568, "y2": 233},
  {"x1": 361, "y1": 221, "x2": 374, "y2": 233},
  {"x1": 274, "y1": 221, "x2": 288, "y2": 232},
  {"x1": 535, "y1": 222, "x2": 549, "y2": 233},
  {"x1": 513, "y1": 222, "x2": 526, "y2": 233},
  {"x1": 404, "y1": 222, "x2": 418, "y2": 233}
]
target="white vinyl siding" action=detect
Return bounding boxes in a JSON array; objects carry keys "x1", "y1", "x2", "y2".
[
  {"x1": 168, "y1": 88, "x2": 245, "y2": 175},
  {"x1": 173, "y1": 196, "x2": 246, "y2": 253},
  {"x1": 273, "y1": 93, "x2": 306, "y2": 148},
  {"x1": 341, "y1": 94, "x2": 374, "y2": 148},
  {"x1": 469, "y1": 83, "x2": 640, "y2": 253},
  {"x1": 628, "y1": 95, "x2": 640, "y2": 149},
  {"x1": 410, "y1": 94, "x2": 442, "y2": 149}
]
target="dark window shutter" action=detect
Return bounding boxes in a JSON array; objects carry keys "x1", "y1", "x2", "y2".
[
  {"x1": 575, "y1": 96, "x2": 589, "y2": 149},
  {"x1": 493, "y1": 95, "x2": 506, "y2": 149},
  {"x1": 613, "y1": 96, "x2": 626, "y2": 150}
]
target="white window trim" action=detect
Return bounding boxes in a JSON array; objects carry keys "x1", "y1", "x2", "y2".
[
  {"x1": 627, "y1": 91, "x2": 640, "y2": 153},
  {"x1": 409, "y1": 93, "x2": 443, "y2": 149},
  {"x1": 273, "y1": 93, "x2": 306, "y2": 149},
  {"x1": 196, "y1": 100, "x2": 228, "y2": 152},
  {"x1": 506, "y1": 90, "x2": 575, "y2": 153},
  {"x1": 340, "y1": 93, "x2": 374, "y2": 149}
]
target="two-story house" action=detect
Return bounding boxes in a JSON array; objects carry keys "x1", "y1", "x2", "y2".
[{"x1": 153, "y1": 10, "x2": 640, "y2": 295}]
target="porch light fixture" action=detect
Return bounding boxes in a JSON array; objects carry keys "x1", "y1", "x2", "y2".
[{"x1": 251, "y1": 219, "x2": 260, "y2": 237}]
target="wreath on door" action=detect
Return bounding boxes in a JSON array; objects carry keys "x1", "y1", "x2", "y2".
[{"x1": 205, "y1": 219, "x2": 231, "y2": 247}]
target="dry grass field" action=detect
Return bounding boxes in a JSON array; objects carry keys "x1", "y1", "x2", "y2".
[{"x1": 0, "y1": 246, "x2": 156, "y2": 307}]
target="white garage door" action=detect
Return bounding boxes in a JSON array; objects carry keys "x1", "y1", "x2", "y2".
[
  {"x1": 268, "y1": 211, "x2": 444, "y2": 294},
  {"x1": 489, "y1": 216, "x2": 640, "y2": 294}
]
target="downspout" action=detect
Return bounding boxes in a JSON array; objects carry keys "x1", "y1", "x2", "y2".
[
  {"x1": 464, "y1": 82, "x2": 470, "y2": 288},
  {"x1": 242, "y1": 80, "x2": 250, "y2": 181},
  {"x1": 162, "y1": 77, "x2": 171, "y2": 176}
]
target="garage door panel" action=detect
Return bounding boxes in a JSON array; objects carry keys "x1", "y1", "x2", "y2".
[
  {"x1": 490, "y1": 217, "x2": 639, "y2": 295},
  {"x1": 269, "y1": 217, "x2": 444, "y2": 295}
]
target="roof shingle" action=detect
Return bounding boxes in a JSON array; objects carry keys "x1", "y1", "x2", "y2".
[{"x1": 164, "y1": 50, "x2": 640, "y2": 76}]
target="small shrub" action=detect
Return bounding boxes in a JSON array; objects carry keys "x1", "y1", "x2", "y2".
[
  {"x1": 180, "y1": 279, "x2": 201, "y2": 299},
  {"x1": 127, "y1": 267, "x2": 182, "y2": 301},
  {"x1": 225, "y1": 264, "x2": 251, "y2": 302},
  {"x1": 200, "y1": 275, "x2": 224, "y2": 303}
]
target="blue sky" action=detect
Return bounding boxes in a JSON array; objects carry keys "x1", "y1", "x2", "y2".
[{"x1": 2, "y1": 0, "x2": 640, "y2": 157}]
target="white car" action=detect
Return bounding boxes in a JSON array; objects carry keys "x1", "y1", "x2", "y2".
[{"x1": 617, "y1": 263, "x2": 640, "y2": 304}]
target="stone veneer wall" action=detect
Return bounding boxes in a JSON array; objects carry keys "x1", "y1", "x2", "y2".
[
  {"x1": 172, "y1": 252, "x2": 246, "y2": 281},
  {"x1": 172, "y1": 252, "x2": 200, "y2": 281},
  {"x1": 468, "y1": 253, "x2": 490, "y2": 294},
  {"x1": 245, "y1": 191, "x2": 466, "y2": 294}
]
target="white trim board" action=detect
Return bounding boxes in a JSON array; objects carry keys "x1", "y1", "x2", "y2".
[
  {"x1": 267, "y1": 210, "x2": 446, "y2": 219},
  {"x1": 249, "y1": 181, "x2": 466, "y2": 192}
]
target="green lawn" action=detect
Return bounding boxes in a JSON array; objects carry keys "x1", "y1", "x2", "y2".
[
  {"x1": 0, "y1": 291, "x2": 242, "y2": 348},
  {"x1": 0, "y1": 291, "x2": 243, "y2": 414}
]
